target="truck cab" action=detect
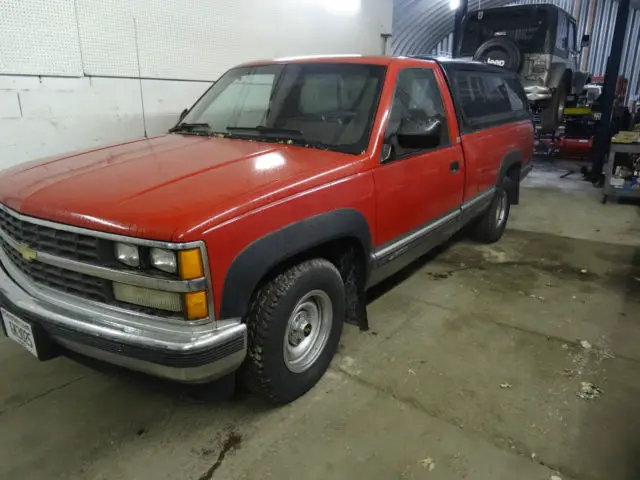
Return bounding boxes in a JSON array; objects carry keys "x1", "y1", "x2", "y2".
[{"x1": 456, "y1": 4, "x2": 590, "y2": 134}]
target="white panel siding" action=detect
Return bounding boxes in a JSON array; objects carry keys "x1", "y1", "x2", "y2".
[
  {"x1": 0, "y1": 0, "x2": 82, "y2": 77},
  {"x1": 75, "y1": 0, "x2": 392, "y2": 81},
  {"x1": 0, "y1": 77, "x2": 209, "y2": 170}
]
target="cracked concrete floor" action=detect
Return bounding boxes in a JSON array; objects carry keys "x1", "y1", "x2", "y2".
[{"x1": 1, "y1": 163, "x2": 640, "y2": 480}]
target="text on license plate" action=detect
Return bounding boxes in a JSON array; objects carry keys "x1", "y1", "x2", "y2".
[{"x1": 2, "y1": 309, "x2": 38, "y2": 357}]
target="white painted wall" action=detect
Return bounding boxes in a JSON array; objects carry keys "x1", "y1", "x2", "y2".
[
  {"x1": 0, "y1": 76, "x2": 208, "y2": 168},
  {"x1": 0, "y1": 0, "x2": 393, "y2": 170}
]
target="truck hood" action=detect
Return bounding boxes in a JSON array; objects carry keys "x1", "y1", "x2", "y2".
[{"x1": 0, "y1": 134, "x2": 358, "y2": 241}]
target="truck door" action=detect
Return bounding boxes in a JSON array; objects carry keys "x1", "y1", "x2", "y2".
[{"x1": 372, "y1": 66, "x2": 464, "y2": 259}]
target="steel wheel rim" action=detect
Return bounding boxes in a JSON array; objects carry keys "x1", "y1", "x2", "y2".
[
  {"x1": 283, "y1": 290, "x2": 333, "y2": 373},
  {"x1": 495, "y1": 190, "x2": 508, "y2": 227}
]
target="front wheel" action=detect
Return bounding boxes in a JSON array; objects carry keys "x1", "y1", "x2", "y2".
[
  {"x1": 471, "y1": 182, "x2": 511, "y2": 243},
  {"x1": 240, "y1": 258, "x2": 345, "y2": 404}
]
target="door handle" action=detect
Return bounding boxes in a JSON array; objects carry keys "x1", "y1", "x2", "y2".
[{"x1": 450, "y1": 160, "x2": 460, "y2": 173}]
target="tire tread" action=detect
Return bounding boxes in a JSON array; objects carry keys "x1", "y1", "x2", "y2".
[{"x1": 241, "y1": 259, "x2": 341, "y2": 403}]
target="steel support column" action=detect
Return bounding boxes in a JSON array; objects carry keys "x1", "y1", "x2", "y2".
[
  {"x1": 589, "y1": 0, "x2": 631, "y2": 182},
  {"x1": 452, "y1": 0, "x2": 469, "y2": 57},
  {"x1": 581, "y1": 0, "x2": 598, "y2": 72}
]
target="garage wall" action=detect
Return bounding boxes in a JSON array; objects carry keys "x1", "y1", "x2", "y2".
[{"x1": 0, "y1": 0, "x2": 393, "y2": 170}]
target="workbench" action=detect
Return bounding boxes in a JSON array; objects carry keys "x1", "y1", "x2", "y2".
[{"x1": 602, "y1": 130, "x2": 640, "y2": 204}]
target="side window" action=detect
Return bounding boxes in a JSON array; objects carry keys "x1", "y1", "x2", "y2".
[
  {"x1": 386, "y1": 68, "x2": 450, "y2": 157},
  {"x1": 503, "y1": 77, "x2": 529, "y2": 113},
  {"x1": 568, "y1": 20, "x2": 577, "y2": 51},
  {"x1": 453, "y1": 70, "x2": 488, "y2": 121},
  {"x1": 482, "y1": 74, "x2": 512, "y2": 115},
  {"x1": 556, "y1": 13, "x2": 568, "y2": 52},
  {"x1": 453, "y1": 70, "x2": 528, "y2": 129}
]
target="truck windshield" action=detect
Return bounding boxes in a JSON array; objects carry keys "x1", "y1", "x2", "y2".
[
  {"x1": 459, "y1": 9, "x2": 551, "y2": 56},
  {"x1": 177, "y1": 63, "x2": 386, "y2": 154}
]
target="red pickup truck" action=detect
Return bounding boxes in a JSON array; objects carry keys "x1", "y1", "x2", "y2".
[{"x1": 0, "y1": 56, "x2": 533, "y2": 403}]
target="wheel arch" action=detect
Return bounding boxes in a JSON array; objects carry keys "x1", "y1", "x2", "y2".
[
  {"x1": 218, "y1": 209, "x2": 373, "y2": 320},
  {"x1": 498, "y1": 150, "x2": 523, "y2": 205},
  {"x1": 564, "y1": 68, "x2": 574, "y2": 91},
  {"x1": 548, "y1": 64, "x2": 571, "y2": 91}
]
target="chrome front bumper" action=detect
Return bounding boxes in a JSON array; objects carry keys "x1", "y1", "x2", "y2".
[{"x1": 0, "y1": 263, "x2": 247, "y2": 383}]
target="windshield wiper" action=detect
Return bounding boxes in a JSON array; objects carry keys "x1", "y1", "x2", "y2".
[
  {"x1": 226, "y1": 126, "x2": 305, "y2": 140},
  {"x1": 226, "y1": 126, "x2": 342, "y2": 151},
  {"x1": 169, "y1": 122, "x2": 213, "y2": 133}
]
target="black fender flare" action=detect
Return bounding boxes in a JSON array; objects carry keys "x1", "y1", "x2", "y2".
[
  {"x1": 218, "y1": 209, "x2": 372, "y2": 319},
  {"x1": 498, "y1": 150, "x2": 523, "y2": 204},
  {"x1": 548, "y1": 64, "x2": 570, "y2": 92}
]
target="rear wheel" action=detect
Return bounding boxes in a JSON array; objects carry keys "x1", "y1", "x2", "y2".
[
  {"x1": 471, "y1": 181, "x2": 511, "y2": 244},
  {"x1": 240, "y1": 258, "x2": 345, "y2": 404},
  {"x1": 540, "y1": 86, "x2": 567, "y2": 134}
]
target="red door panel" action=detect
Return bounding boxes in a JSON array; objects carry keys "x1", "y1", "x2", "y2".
[
  {"x1": 371, "y1": 64, "x2": 465, "y2": 248},
  {"x1": 374, "y1": 145, "x2": 464, "y2": 246}
]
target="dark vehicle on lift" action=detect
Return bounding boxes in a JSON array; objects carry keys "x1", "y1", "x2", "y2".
[{"x1": 455, "y1": 3, "x2": 591, "y2": 134}]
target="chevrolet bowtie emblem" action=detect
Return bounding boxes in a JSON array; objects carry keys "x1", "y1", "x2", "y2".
[{"x1": 16, "y1": 243, "x2": 37, "y2": 262}]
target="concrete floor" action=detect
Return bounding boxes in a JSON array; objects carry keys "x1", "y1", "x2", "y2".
[{"x1": 1, "y1": 161, "x2": 639, "y2": 480}]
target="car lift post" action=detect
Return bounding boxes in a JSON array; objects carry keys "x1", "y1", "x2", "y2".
[
  {"x1": 588, "y1": 0, "x2": 631, "y2": 182},
  {"x1": 452, "y1": 0, "x2": 468, "y2": 57}
]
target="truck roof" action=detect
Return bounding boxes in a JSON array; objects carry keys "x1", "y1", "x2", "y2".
[
  {"x1": 409, "y1": 55, "x2": 522, "y2": 77},
  {"x1": 239, "y1": 55, "x2": 395, "y2": 68},
  {"x1": 238, "y1": 54, "x2": 518, "y2": 76}
]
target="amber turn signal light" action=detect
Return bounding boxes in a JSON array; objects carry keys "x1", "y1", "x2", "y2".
[
  {"x1": 185, "y1": 291, "x2": 208, "y2": 320},
  {"x1": 179, "y1": 249, "x2": 204, "y2": 280}
]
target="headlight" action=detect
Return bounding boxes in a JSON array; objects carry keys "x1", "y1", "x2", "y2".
[
  {"x1": 113, "y1": 283, "x2": 183, "y2": 313},
  {"x1": 150, "y1": 248, "x2": 177, "y2": 274},
  {"x1": 115, "y1": 243, "x2": 140, "y2": 267},
  {"x1": 112, "y1": 243, "x2": 209, "y2": 320}
]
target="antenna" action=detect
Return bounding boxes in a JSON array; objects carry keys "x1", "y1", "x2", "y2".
[{"x1": 133, "y1": 17, "x2": 148, "y2": 138}]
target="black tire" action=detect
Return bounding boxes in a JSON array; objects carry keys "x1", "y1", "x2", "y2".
[
  {"x1": 473, "y1": 37, "x2": 522, "y2": 72},
  {"x1": 240, "y1": 258, "x2": 345, "y2": 404},
  {"x1": 471, "y1": 181, "x2": 511, "y2": 243},
  {"x1": 539, "y1": 87, "x2": 567, "y2": 134}
]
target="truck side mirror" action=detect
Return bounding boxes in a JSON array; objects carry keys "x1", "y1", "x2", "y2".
[
  {"x1": 396, "y1": 118, "x2": 442, "y2": 150},
  {"x1": 581, "y1": 34, "x2": 591, "y2": 47},
  {"x1": 178, "y1": 108, "x2": 189, "y2": 122}
]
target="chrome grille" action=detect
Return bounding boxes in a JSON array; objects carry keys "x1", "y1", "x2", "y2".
[
  {"x1": 0, "y1": 208, "x2": 100, "y2": 263},
  {"x1": 1, "y1": 237, "x2": 109, "y2": 302},
  {"x1": 0, "y1": 206, "x2": 186, "y2": 319}
]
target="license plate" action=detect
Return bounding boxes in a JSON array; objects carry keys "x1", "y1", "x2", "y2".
[{"x1": 2, "y1": 309, "x2": 38, "y2": 357}]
